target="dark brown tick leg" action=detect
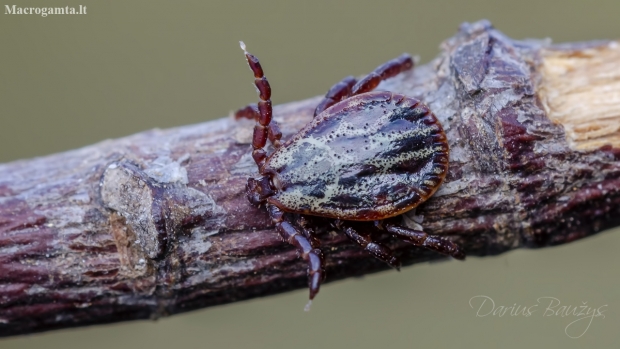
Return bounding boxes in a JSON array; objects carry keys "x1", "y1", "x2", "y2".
[
  {"x1": 234, "y1": 104, "x2": 282, "y2": 149},
  {"x1": 238, "y1": 42, "x2": 283, "y2": 164},
  {"x1": 234, "y1": 103, "x2": 259, "y2": 120},
  {"x1": 314, "y1": 76, "x2": 356, "y2": 117},
  {"x1": 314, "y1": 54, "x2": 414, "y2": 117},
  {"x1": 350, "y1": 54, "x2": 414, "y2": 96},
  {"x1": 336, "y1": 221, "x2": 401, "y2": 269},
  {"x1": 297, "y1": 216, "x2": 324, "y2": 251},
  {"x1": 384, "y1": 224, "x2": 465, "y2": 260},
  {"x1": 269, "y1": 206, "x2": 325, "y2": 308}
]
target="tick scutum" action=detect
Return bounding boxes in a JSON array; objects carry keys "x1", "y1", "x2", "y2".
[{"x1": 264, "y1": 91, "x2": 448, "y2": 221}]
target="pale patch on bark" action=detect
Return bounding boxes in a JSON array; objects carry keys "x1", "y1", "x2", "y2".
[{"x1": 539, "y1": 41, "x2": 620, "y2": 150}]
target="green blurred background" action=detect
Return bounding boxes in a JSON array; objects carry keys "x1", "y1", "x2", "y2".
[{"x1": 1, "y1": 0, "x2": 619, "y2": 348}]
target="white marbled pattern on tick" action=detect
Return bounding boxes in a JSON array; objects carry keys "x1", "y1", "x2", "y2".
[{"x1": 263, "y1": 91, "x2": 449, "y2": 220}]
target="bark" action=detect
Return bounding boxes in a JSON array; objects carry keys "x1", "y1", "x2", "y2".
[{"x1": 1, "y1": 20, "x2": 620, "y2": 336}]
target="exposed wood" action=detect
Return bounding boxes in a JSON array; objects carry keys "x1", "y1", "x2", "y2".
[
  {"x1": 539, "y1": 41, "x2": 620, "y2": 150},
  {"x1": 1, "y1": 20, "x2": 620, "y2": 336}
]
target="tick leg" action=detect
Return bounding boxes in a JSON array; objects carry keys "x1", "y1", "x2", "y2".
[
  {"x1": 238, "y1": 42, "x2": 283, "y2": 166},
  {"x1": 350, "y1": 54, "x2": 414, "y2": 96},
  {"x1": 384, "y1": 224, "x2": 465, "y2": 260},
  {"x1": 296, "y1": 215, "x2": 324, "y2": 250},
  {"x1": 337, "y1": 222, "x2": 401, "y2": 269},
  {"x1": 269, "y1": 206, "x2": 325, "y2": 301},
  {"x1": 234, "y1": 103, "x2": 283, "y2": 149},
  {"x1": 234, "y1": 103, "x2": 259, "y2": 120},
  {"x1": 314, "y1": 76, "x2": 356, "y2": 117}
]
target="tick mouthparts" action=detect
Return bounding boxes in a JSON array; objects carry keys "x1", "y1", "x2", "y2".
[{"x1": 239, "y1": 41, "x2": 247, "y2": 52}]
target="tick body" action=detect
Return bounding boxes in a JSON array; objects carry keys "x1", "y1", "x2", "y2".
[
  {"x1": 235, "y1": 42, "x2": 463, "y2": 304},
  {"x1": 265, "y1": 91, "x2": 449, "y2": 221}
]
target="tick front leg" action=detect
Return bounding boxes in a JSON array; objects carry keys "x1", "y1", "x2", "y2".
[
  {"x1": 269, "y1": 206, "x2": 325, "y2": 301},
  {"x1": 337, "y1": 221, "x2": 401, "y2": 269},
  {"x1": 234, "y1": 104, "x2": 282, "y2": 149},
  {"x1": 384, "y1": 224, "x2": 465, "y2": 260},
  {"x1": 350, "y1": 54, "x2": 414, "y2": 96},
  {"x1": 237, "y1": 42, "x2": 283, "y2": 164},
  {"x1": 314, "y1": 76, "x2": 356, "y2": 117}
]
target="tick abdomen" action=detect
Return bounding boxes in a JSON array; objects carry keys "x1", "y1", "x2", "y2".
[{"x1": 265, "y1": 91, "x2": 449, "y2": 220}]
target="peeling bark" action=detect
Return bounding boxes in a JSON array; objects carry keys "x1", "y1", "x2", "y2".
[{"x1": 1, "y1": 20, "x2": 620, "y2": 336}]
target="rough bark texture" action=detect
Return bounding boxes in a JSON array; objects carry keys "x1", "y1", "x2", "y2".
[{"x1": 1, "y1": 20, "x2": 620, "y2": 336}]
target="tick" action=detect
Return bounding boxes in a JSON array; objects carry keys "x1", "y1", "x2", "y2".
[{"x1": 235, "y1": 42, "x2": 464, "y2": 307}]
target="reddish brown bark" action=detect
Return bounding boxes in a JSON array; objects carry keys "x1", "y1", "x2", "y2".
[{"x1": 1, "y1": 20, "x2": 620, "y2": 336}]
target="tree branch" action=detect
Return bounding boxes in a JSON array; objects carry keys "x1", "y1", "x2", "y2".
[{"x1": 1, "y1": 20, "x2": 620, "y2": 336}]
